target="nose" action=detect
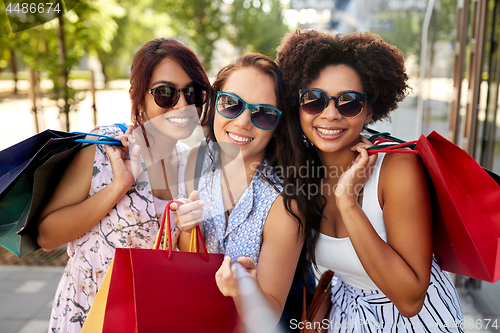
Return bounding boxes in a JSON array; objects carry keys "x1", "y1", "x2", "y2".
[
  {"x1": 233, "y1": 108, "x2": 253, "y2": 129},
  {"x1": 175, "y1": 90, "x2": 189, "y2": 109},
  {"x1": 321, "y1": 98, "x2": 343, "y2": 121}
]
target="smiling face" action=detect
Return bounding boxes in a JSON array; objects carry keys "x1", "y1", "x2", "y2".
[
  {"x1": 300, "y1": 64, "x2": 372, "y2": 155},
  {"x1": 142, "y1": 57, "x2": 201, "y2": 140},
  {"x1": 214, "y1": 66, "x2": 277, "y2": 166}
]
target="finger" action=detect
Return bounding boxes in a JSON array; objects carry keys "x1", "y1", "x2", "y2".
[
  {"x1": 130, "y1": 145, "x2": 141, "y2": 179},
  {"x1": 188, "y1": 190, "x2": 200, "y2": 202},
  {"x1": 174, "y1": 200, "x2": 205, "y2": 214},
  {"x1": 237, "y1": 256, "x2": 256, "y2": 270}
]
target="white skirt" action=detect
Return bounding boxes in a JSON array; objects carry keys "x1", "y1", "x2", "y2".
[{"x1": 326, "y1": 257, "x2": 464, "y2": 333}]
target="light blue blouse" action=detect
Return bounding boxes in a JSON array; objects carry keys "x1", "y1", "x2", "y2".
[{"x1": 198, "y1": 141, "x2": 280, "y2": 265}]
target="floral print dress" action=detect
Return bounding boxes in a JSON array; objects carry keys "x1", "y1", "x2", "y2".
[{"x1": 48, "y1": 124, "x2": 188, "y2": 333}]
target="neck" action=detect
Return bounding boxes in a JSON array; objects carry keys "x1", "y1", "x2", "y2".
[{"x1": 220, "y1": 150, "x2": 260, "y2": 186}]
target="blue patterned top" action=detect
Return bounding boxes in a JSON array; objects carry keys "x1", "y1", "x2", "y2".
[{"x1": 198, "y1": 141, "x2": 281, "y2": 265}]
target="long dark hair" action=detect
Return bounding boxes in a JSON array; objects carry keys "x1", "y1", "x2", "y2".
[
  {"x1": 129, "y1": 38, "x2": 210, "y2": 127},
  {"x1": 276, "y1": 29, "x2": 410, "y2": 280}
]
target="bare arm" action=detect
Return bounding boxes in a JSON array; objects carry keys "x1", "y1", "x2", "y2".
[
  {"x1": 216, "y1": 195, "x2": 304, "y2": 330},
  {"x1": 37, "y1": 130, "x2": 140, "y2": 252},
  {"x1": 336, "y1": 148, "x2": 432, "y2": 317}
]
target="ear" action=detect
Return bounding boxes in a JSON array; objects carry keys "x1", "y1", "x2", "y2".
[{"x1": 364, "y1": 106, "x2": 373, "y2": 125}]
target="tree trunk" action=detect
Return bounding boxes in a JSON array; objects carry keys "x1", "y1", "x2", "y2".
[
  {"x1": 10, "y1": 48, "x2": 18, "y2": 95},
  {"x1": 57, "y1": 12, "x2": 70, "y2": 132}
]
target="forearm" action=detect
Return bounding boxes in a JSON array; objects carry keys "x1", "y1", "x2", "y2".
[
  {"x1": 37, "y1": 182, "x2": 127, "y2": 251},
  {"x1": 177, "y1": 230, "x2": 192, "y2": 251},
  {"x1": 337, "y1": 200, "x2": 428, "y2": 314}
]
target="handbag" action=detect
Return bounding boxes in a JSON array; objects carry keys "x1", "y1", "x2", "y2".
[
  {"x1": 300, "y1": 270, "x2": 334, "y2": 333},
  {"x1": 83, "y1": 200, "x2": 243, "y2": 333},
  {"x1": 0, "y1": 128, "x2": 122, "y2": 257},
  {"x1": 366, "y1": 129, "x2": 500, "y2": 282}
]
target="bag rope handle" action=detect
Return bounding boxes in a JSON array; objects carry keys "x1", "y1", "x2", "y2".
[
  {"x1": 153, "y1": 200, "x2": 208, "y2": 261},
  {"x1": 366, "y1": 131, "x2": 420, "y2": 155}
]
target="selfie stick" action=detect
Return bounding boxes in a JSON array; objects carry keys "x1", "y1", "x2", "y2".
[{"x1": 233, "y1": 262, "x2": 284, "y2": 333}]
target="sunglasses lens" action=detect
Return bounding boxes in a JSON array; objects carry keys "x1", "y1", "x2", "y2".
[
  {"x1": 251, "y1": 107, "x2": 280, "y2": 130},
  {"x1": 184, "y1": 84, "x2": 207, "y2": 107},
  {"x1": 217, "y1": 93, "x2": 244, "y2": 118},
  {"x1": 300, "y1": 90, "x2": 326, "y2": 115},
  {"x1": 153, "y1": 86, "x2": 178, "y2": 108},
  {"x1": 338, "y1": 92, "x2": 364, "y2": 118}
]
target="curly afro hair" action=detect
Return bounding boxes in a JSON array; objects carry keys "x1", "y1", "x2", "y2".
[{"x1": 276, "y1": 29, "x2": 411, "y2": 123}]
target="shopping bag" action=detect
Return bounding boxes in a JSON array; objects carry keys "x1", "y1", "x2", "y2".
[
  {"x1": 366, "y1": 129, "x2": 500, "y2": 282},
  {"x1": 0, "y1": 129, "x2": 122, "y2": 257},
  {"x1": 81, "y1": 260, "x2": 114, "y2": 332},
  {"x1": 417, "y1": 131, "x2": 500, "y2": 282},
  {"x1": 100, "y1": 201, "x2": 242, "y2": 333}
]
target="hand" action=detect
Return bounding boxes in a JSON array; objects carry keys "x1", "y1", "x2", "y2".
[
  {"x1": 170, "y1": 190, "x2": 205, "y2": 233},
  {"x1": 335, "y1": 137, "x2": 377, "y2": 204},
  {"x1": 215, "y1": 256, "x2": 257, "y2": 297},
  {"x1": 104, "y1": 127, "x2": 142, "y2": 192}
]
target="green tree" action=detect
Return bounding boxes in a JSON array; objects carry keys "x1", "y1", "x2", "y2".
[{"x1": 225, "y1": 0, "x2": 289, "y2": 59}]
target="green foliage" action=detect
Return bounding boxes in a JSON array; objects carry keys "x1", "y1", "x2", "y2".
[{"x1": 225, "y1": 0, "x2": 289, "y2": 59}]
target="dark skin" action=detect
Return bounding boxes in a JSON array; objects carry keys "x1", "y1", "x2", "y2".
[{"x1": 303, "y1": 65, "x2": 433, "y2": 318}]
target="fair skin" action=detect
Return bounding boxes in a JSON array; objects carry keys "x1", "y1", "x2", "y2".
[
  {"x1": 302, "y1": 64, "x2": 433, "y2": 318},
  {"x1": 172, "y1": 66, "x2": 304, "y2": 330},
  {"x1": 37, "y1": 57, "x2": 200, "y2": 252}
]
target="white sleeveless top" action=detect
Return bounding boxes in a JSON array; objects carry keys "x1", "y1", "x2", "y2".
[{"x1": 316, "y1": 153, "x2": 386, "y2": 290}]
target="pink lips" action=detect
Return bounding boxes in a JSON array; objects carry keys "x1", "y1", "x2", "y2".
[{"x1": 314, "y1": 127, "x2": 345, "y2": 140}]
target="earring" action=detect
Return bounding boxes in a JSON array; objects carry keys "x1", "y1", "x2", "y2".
[{"x1": 302, "y1": 134, "x2": 313, "y2": 147}]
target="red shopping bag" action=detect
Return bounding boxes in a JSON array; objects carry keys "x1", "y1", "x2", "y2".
[
  {"x1": 367, "y1": 130, "x2": 500, "y2": 282},
  {"x1": 102, "y1": 201, "x2": 243, "y2": 333},
  {"x1": 417, "y1": 131, "x2": 500, "y2": 282}
]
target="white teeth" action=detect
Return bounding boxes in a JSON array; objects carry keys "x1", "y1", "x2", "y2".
[
  {"x1": 228, "y1": 133, "x2": 254, "y2": 142},
  {"x1": 167, "y1": 117, "x2": 190, "y2": 124},
  {"x1": 317, "y1": 128, "x2": 343, "y2": 135}
]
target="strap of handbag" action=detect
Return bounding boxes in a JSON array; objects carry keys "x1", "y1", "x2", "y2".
[
  {"x1": 153, "y1": 200, "x2": 209, "y2": 261},
  {"x1": 301, "y1": 270, "x2": 334, "y2": 324}
]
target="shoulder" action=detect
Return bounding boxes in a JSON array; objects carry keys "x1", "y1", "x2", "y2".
[
  {"x1": 380, "y1": 152, "x2": 424, "y2": 179},
  {"x1": 265, "y1": 195, "x2": 303, "y2": 234},
  {"x1": 379, "y1": 152, "x2": 429, "y2": 203}
]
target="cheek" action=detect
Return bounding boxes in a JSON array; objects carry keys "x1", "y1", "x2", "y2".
[
  {"x1": 299, "y1": 112, "x2": 314, "y2": 137},
  {"x1": 213, "y1": 113, "x2": 228, "y2": 140}
]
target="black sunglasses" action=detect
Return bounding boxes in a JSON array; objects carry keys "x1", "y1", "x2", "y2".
[
  {"x1": 216, "y1": 91, "x2": 282, "y2": 130},
  {"x1": 298, "y1": 88, "x2": 367, "y2": 118},
  {"x1": 148, "y1": 83, "x2": 207, "y2": 109}
]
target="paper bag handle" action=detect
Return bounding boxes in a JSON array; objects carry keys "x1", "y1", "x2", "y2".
[{"x1": 153, "y1": 200, "x2": 209, "y2": 261}]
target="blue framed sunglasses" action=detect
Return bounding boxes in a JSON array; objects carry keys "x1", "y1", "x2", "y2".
[{"x1": 216, "y1": 91, "x2": 282, "y2": 130}]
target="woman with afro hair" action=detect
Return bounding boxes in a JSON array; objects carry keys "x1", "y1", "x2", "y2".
[{"x1": 276, "y1": 30, "x2": 463, "y2": 332}]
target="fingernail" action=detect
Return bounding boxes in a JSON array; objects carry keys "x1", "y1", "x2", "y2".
[
  {"x1": 224, "y1": 256, "x2": 231, "y2": 261},
  {"x1": 199, "y1": 201, "x2": 205, "y2": 206}
]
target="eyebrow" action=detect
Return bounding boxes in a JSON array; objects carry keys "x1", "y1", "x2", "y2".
[{"x1": 151, "y1": 80, "x2": 194, "y2": 88}]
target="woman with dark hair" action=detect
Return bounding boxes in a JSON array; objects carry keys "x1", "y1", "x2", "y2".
[
  {"x1": 173, "y1": 53, "x2": 305, "y2": 331},
  {"x1": 276, "y1": 30, "x2": 463, "y2": 332},
  {"x1": 37, "y1": 38, "x2": 210, "y2": 332}
]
